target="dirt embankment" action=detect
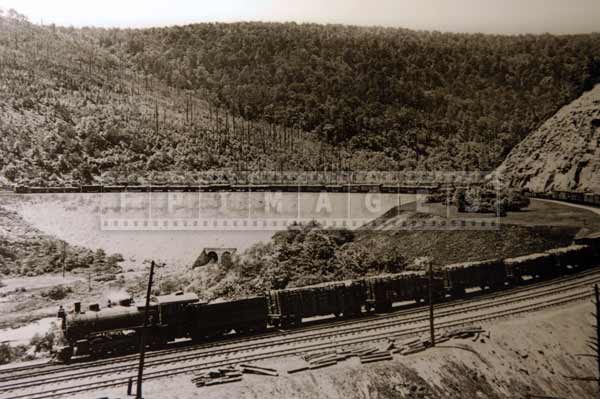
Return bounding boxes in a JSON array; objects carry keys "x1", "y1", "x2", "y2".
[
  {"x1": 496, "y1": 84, "x2": 600, "y2": 193},
  {"x1": 100, "y1": 300, "x2": 597, "y2": 399},
  {"x1": 354, "y1": 202, "x2": 583, "y2": 267}
]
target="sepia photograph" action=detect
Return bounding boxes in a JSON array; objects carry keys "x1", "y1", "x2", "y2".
[{"x1": 0, "y1": 1, "x2": 599, "y2": 398}]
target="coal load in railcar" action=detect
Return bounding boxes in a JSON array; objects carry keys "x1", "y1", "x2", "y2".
[
  {"x1": 503, "y1": 252, "x2": 554, "y2": 282},
  {"x1": 394, "y1": 271, "x2": 444, "y2": 303},
  {"x1": 575, "y1": 232, "x2": 600, "y2": 257},
  {"x1": 363, "y1": 275, "x2": 396, "y2": 312},
  {"x1": 363, "y1": 272, "x2": 443, "y2": 312},
  {"x1": 443, "y1": 259, "x2": 506, "y2": 296},
  {"x1": 545, "y1": 244, "x2": 596, "y2": 272},
  {"x1": 267, "y1": 280, "x2": 365, "y2": 327}
]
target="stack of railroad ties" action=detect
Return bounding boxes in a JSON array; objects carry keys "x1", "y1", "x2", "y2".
[{"x1": 192, "y1": 326, "x2": 486, "y2": 388}]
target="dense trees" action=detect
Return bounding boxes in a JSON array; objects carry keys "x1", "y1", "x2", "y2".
[
  {"x1": 201, "y1": 222, "x2": 407, "y2": 299},
  {"x1": 118, "y1": 23, "x2": 600, "y2": 171},
  {"x1": 0, "y1": 13, "x2": 599, "y2": 184}
]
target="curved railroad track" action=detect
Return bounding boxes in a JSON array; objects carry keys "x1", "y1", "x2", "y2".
[
  {"x1": 1, "y1": 266, "x2": 598, "y2": 399},
  {"x1": 1, "y1": 266, "x2": 599, "y2": 385}
]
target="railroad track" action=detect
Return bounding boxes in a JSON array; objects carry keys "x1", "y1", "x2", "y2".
[
  {"x1": 1, "y1": 266, "x2": 599, "y2": 385},
  {"x1": 1, "y1": 268, "x2": 597, "y2": 399}
]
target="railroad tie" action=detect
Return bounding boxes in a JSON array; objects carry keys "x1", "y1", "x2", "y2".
[
  {"x1": 309, "y1": 359, "x2": 338, "y2": 369},
  {"x1": 239, "y1": 364, "x2": 279, "y2": 376},
  {"x1": 360, "y1": 354, "x2": 393, "y2": 364},
  {"x1": 287, "y1": 365, "x2": 310, "y2": 374}
]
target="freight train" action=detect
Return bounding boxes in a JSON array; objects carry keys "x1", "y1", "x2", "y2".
[
  {"x1": 526, "y1": 190, "x2": 600, "y2": 207},
  {"x1": 53, "y1": 235, "x2": 600, "y2": 363},
  {"x1": 14, "y1": 183, "x2": 439, "y2": 194}
]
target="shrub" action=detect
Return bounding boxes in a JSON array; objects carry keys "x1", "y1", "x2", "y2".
[
  {"x1": 30, "y1": 330, "x2": 56, "y2": 353},
  {"x1": 42, "y1": 285, "x2": 72, "y2": 300},
  {"x1": 0, "y1": 343, "x2": 29, "y2": 365}
]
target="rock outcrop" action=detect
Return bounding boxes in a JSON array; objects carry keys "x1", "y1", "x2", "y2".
[{"x1": 496, "y1": 84, "x2": 600, "y2": 193}]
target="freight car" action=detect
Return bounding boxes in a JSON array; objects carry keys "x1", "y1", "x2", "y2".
[
  {"x1": 55, "y1": 242, "x2": 600, "y2": 362},
  {"x1": 364, "y1": 271, "x2": 443, "y2": 312},
  {"x1": 191, "y1": 296, "x2": 268, "y2": 338},
  {"x1": 503, "y1": 252, "x2": 554, "y2": 282},
  {"x1": 526, "y1": 190, "x2": 600, "y2": 207},
  {"x1": 545, "y1": 244, "x2": 596, "y2": 272},
  {"x1": 443, "y1": 259, "x2": 506, "y2": 296},
  {"x1": 575, "y1": 232, "x2": 600, "y2": 257},
  {"x1": 267, "y1": 280, "x2": 365, "y2": 327}
]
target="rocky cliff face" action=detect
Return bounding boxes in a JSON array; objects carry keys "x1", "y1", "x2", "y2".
[{"x1": 496, "y1": 84, "x2": 600, "y2": 193}]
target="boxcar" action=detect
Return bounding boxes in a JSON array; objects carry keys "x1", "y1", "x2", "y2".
[
  {"x1": 443, "y1": 259, "x2": 507, "y2": 296},
  {"x1": 192, "y1": 296, "x2": 268, "y2": 338}
]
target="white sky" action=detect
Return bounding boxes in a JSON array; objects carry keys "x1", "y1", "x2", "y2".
[{"x1": 0, "y1": 0, "x2": 599, "y2": 34}]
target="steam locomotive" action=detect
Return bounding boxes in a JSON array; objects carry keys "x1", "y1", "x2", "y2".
[{"x1": 55, "y1": 235, "x2": 600, "y2": 363}]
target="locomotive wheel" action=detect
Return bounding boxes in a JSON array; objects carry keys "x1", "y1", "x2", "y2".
[{"x1": 89, "y1": 337, "x2": 110, "y2": 358}]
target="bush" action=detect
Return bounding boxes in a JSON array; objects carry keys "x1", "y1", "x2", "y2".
[
  {"x1": 0, "y1": 343, "x2": 29, "y2": 365},
  {"x1": 42, "y1": 285, "x2": 72, "y2": 300},
  {"x1": 454, "y1": 186, "x2": 530, "y2": 215},
  {"x1": 107, "y1": 253, "x2": 125, "y2": 264},
  {"x1": 30, "y1": 331, "x2": 56, "y2": 353}
]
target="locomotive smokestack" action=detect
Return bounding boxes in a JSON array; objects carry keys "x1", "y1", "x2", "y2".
[
  {"x1": 57, "y1": 305, "x2": 66, "y2": 330},
  {"x1": 74, "y1": 302, "x2": 81, "y2": 313}
]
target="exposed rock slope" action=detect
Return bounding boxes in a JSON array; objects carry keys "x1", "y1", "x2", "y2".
[{"x1": 496, "y1": 84, "x2": 600, "y2": 193}]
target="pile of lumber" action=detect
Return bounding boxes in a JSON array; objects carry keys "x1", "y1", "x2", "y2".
[
  {"x1": 393, "y1": 326, "x2": 487, "y2": 355},
  {"x1": 239, "y1": 364, "x2": 279, "y2": 376},
  {"x1": 290, "y1": 343, "x2": 397, "y2": 374},
  {"x1": 355, "y1": 347, "x2": 393, "y2": 364},
  {"x1": 445, "y1": 326, "x2": 487, "y2": 340},
  {"x1": 193, "y1": 363, "x2": 282, "y2": 388},
  {"x1": 192, "y1": 366, "x2": 243, "y2": 387}
]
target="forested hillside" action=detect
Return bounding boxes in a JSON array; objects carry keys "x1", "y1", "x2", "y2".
[
  {"x1": 0, "y1": 10, "x2": 341, "y2": 186},
  {"x1": 495, "y1": 84, "x2": 600, "y2": 192},
  {"x1": 1, "y1": 9, "x2": 599, "y2": 184},
  {"x1": 115, "y1": 22, "x2": 600, "y2": 171}
]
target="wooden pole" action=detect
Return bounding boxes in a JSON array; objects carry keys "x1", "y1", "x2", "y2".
[
  {"x1": 62, "y1": 241, "x2": 66, "y2": 278},
  {"x1": 595, "y1": 284, "x2": 600, "y2": 394},
  {"x1": 429, "y1": 261, "x2": 436, "y2": 347},
  {"x1": 136, "y1": 261, "x2": 156, "y2": 399}
]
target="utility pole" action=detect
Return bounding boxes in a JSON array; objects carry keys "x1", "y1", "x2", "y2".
[
  {"x1": 428, "y1": 261, "x2": 436, "y2": 347},
  {"x1": 595, "y1": 284, "x2": 600, "y2": 393},
  {"x1": 62, "y1": 241, "x2": 66, "y2": 278},
  {"x1": 136, "y1": 261, "x2": 156, "y2": 399}
]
